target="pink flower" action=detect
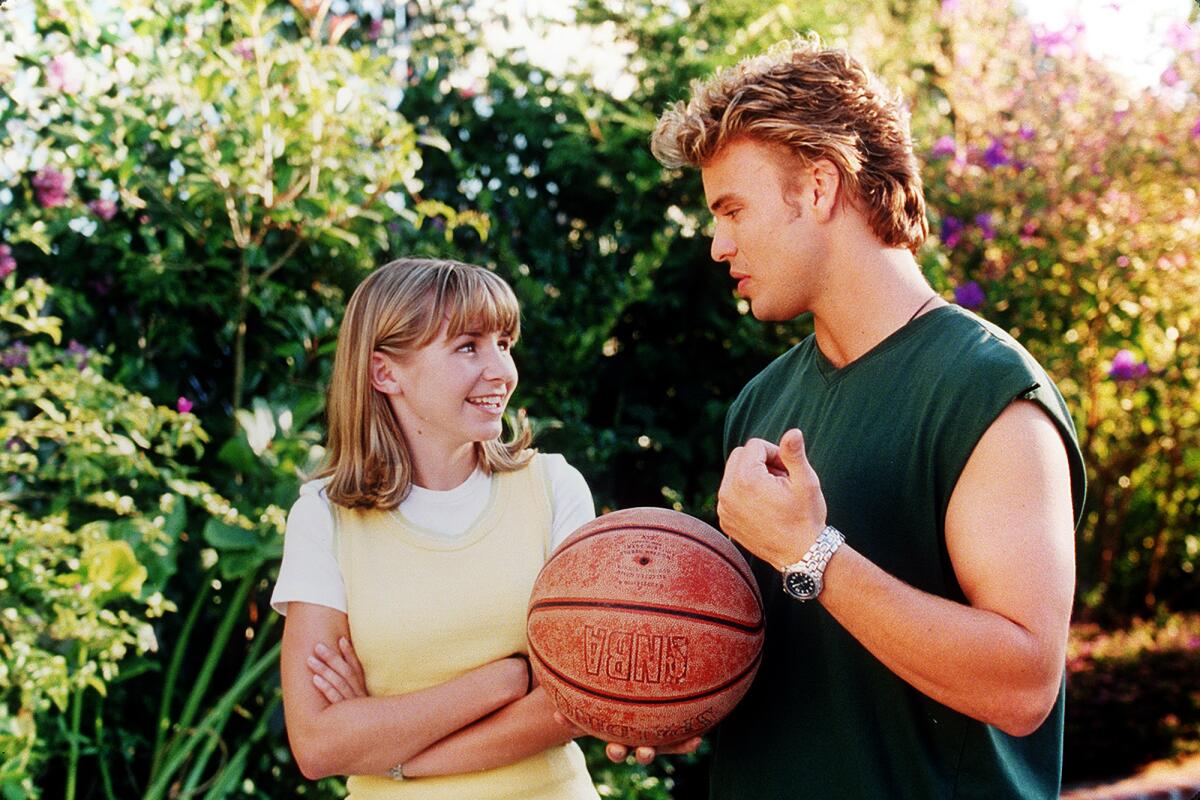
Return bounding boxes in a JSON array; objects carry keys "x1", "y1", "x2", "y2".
[
  {"x1": 1161, "y1": 66, "x2": 1181, "y2": 87},
  {"x1": 176, "y1": 396, "x2": 194, "y2": 414},
  {"x1": 231, "y1": 39, "x2": 256, "y2": 62},
  {"x1": 1191, "y1": 117, "x2": 1200, "y2": 140},
  {"x1": 88, "y1": 199, "x2": 118, "y2": 220},
  {"x1": 46, "y1": 53, "x2": 85, "y2": 94},
  {"x1": 1165, "y1": 21, "x2": 1197, "y2": 53},
  {"x1": 0, "y1": 245, "x2": 15, "y2": 279},
  {"x1": 930, "y1": 135, "x2": 957, "y2": 159},
  {"x1": 32, "y1": 168, "x2": 69, "y2": 208}
]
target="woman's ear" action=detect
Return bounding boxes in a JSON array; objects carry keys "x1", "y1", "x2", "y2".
[{"x1": 370, "y1": 352, "x2": 403, "y2": 395}]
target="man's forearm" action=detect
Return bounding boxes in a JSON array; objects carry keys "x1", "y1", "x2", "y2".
[{"x1": 818, "y1": 545, "x2": 1066, "y2": 737}]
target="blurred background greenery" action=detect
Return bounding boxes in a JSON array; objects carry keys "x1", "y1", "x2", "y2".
[{"x1": 1, "y1": 0, "x2": 1198, "y2": 797}]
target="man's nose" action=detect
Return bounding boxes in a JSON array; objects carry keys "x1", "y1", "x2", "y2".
[{"x1": 711, "y1": 226, "x2": 736, "y2": 262}]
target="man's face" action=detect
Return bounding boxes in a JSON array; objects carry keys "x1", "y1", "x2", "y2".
[{"x1": 701, "y1": 138, "x2": 827, "y2": 321}]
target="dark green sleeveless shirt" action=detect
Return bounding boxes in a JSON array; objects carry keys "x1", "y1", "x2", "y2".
[{"x1": 710, "y1": 305, "x2": 1086, "y2": 800}]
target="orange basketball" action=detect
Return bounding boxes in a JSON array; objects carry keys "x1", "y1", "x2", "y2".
[{"x1": 527, "y1": 507, "x2": 764, "y2": 746}]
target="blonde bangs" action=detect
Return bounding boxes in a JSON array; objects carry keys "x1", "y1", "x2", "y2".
[{"x1": 437, "y1": 269, "x2": 522, "y2": 344}]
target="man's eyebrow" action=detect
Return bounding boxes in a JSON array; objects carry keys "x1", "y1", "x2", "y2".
[{"x1": 709, "y1": 193, "x2": 739, "y2": 213}]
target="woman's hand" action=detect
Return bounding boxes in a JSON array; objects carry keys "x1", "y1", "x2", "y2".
[
  {"x1": 306, "y1": 636, "x2": 367, "y2": 704},
  {"x1": 602, "y1": 737, "x2": 704, "y2": 765}
]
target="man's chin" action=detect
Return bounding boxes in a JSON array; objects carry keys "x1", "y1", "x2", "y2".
[{"x1": 749, "y1": 299, "x2": 807, "y2": 322}]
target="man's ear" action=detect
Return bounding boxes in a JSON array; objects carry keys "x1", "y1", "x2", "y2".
[
  {"x1": 806, "y1": 159, "x2": 841, "y2": 223},
  {"x1": 370, "y1": 351, "x2": 403, "y2": 395}
]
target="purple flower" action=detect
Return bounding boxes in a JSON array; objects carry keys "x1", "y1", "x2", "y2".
[
  {"x1": 1, "y1": 342, "x2": 29, "y2": 369},
  {"x1": 1018, "y1": 124, "x2": 1035, "y2": 141},
  {"x1": 0, "y1": 245, "x2": 15, "y2": 279},
  {"x1": 940, "y1": 0, "x2": 960, "y2": 12},
  {"x1": 974, "y1": 212, "x2": 996, "y2": 241},
  {"x1": 366, "y1": 18, "x2": 384, "y2": 41},
  {"x1": 1161, "y1": 67, "x2": 1181, "y2": 87},
  {"x1": 5, "y1": 437, "x2": 25, "y2": 452},
  {"x1": 983, "y1": 138, "x2": 1010, "y2": 168},
  {"x1": 940, "y1": 216, "x2": 964, "y2": 249},
  {"x1": 66, "y1": 339, "x2": 89, "y2": 369},
  {"x1": 1108, "y1": 349, "x2": 1149, "y2": 382},
  {"x1": 1191, "y1": 117, "x2": 1200, "y2": 140},
  {"x1": 32, "y1": 168, "x2": 69, "y2": 208},
  {"x1": 46, "y1": 53, "x2": 85, "y2": 94},
  {"x1": 954, "y1": 281, "x2": 986, "y2": 310},
  {"x1": 176, "y1": 396, "x2": 194, "y2": 414},
  {"x1": 931, "y1": 135, "x2": 957, "y2": 159},
  {"x1": 88, "y1": 199, "x2": 118, "y2": 221},
  {"x1": 231, "y1": 39, "x2": 256, "y2": 62}
]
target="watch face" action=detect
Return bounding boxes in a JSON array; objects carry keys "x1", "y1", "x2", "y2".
[{"x1": 784, "y1": 570, "x2": 821, "y2": 600}]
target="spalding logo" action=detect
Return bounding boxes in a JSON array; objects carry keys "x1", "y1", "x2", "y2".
[{"x1": 583, "y1": 625, "x2": 688, "y2": 683}]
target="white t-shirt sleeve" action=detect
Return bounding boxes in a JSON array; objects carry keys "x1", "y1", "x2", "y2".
[
  {"x1": 270, "y1": 480, "x2": 347, "y2": 616},
  {"x1": 544, "y1": 453, "x2": 596, "y2": 551}
]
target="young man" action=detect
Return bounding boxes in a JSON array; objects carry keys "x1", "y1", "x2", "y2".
[{"x1": 607, "y1": 37, "x2": 1086, "y2": 798}]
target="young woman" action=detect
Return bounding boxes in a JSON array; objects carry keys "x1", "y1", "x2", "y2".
[{"x1": 272, "y1": 258, "x2": 600, "y2": 799}]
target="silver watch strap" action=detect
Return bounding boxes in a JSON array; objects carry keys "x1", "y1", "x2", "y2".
[{"x1": 802, "y1": 525, "x2": 845, "y2": 573}]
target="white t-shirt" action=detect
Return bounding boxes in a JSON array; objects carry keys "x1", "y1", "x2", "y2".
[{"x1": 270, "y1": 453, "x2": 595, "y2": 616}]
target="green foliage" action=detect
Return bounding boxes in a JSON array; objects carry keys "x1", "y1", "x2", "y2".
[
  {"x1": 0, "y1": 274, "x2": 195, "y2": 797},
  {"x1": 1, "y1": 0, "x2": 1198, "y2": 796},
  {"x1": 922, "y1": 3, "x2": 1200, "y2": 617}
]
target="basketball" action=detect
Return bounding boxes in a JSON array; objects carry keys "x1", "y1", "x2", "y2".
[{"x1": 527, "y1": 507, "x2": 764, "y2": 746}]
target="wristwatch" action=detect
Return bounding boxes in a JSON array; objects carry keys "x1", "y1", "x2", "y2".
[{"x1": 780, "y1": 525, "x2": 845, "y2": 601}]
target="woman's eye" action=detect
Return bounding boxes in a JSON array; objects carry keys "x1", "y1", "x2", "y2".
[{"x1": 457, "y1": 342, "x2": 476, "y2": 353}]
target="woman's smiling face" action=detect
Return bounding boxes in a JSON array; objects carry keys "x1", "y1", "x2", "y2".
[{"x1": 384, "y1": 319, "x2": 519, "y2": 453}]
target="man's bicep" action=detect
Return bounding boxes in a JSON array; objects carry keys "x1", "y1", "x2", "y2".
[{"x1": 944, "y1": 400, "x2": 1076, "y2": 642}]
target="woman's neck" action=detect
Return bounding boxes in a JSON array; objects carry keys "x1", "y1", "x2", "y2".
[{"x1": 410, "y1": 443, "x2": 478, "y2": 491}]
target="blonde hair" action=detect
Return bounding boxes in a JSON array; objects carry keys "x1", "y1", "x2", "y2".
[
  {"x1": 318, "y1": 258, "x2": 533, "y2": 510},
  {"x1": 651, "y1": 35, "x2": 928, "y2": 254}
]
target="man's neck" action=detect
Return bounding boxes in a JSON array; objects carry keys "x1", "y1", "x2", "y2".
[{"x1": 811, "y1": 246, "x2": 939, "y2": 369}]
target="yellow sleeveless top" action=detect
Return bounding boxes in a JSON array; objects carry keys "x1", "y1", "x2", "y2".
[{"x1": 333, "y1": 455, "x2": 597, "y2": 800}]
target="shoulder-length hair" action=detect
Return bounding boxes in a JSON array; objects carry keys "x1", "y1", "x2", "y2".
[{"x1": 316, "y1": 258, "x2": 533, "y2": 510}]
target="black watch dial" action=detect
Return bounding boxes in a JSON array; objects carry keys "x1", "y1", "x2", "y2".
[{"x1": 784, "y1": 570, "x2": 820, "y2": 599}]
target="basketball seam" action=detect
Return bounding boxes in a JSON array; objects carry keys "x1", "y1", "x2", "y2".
[
  {"x1": 528, "y1": 598, "x2": 764, "y2": 634},
  {"x1": 547, "y1": 520, "x2": 760, "y2": 604},
  {"x1": 529, "y1": 641, "x2": 763, "y2": 706}
]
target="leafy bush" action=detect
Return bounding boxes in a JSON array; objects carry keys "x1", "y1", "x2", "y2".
[
  {"x1": 0, "y1": 271, "x2": 202, "y2": 798},
  {"x1": 1064, "y1": 615, "x2": 1200, "y2": 783},
  {"x1": 924, "y1": 4, "x2": 1200, "y2": 618}
]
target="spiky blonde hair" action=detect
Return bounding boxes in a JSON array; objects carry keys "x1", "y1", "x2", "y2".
[{"x1": 652, "y1": 35, "x2": 928, "y2": 254}]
